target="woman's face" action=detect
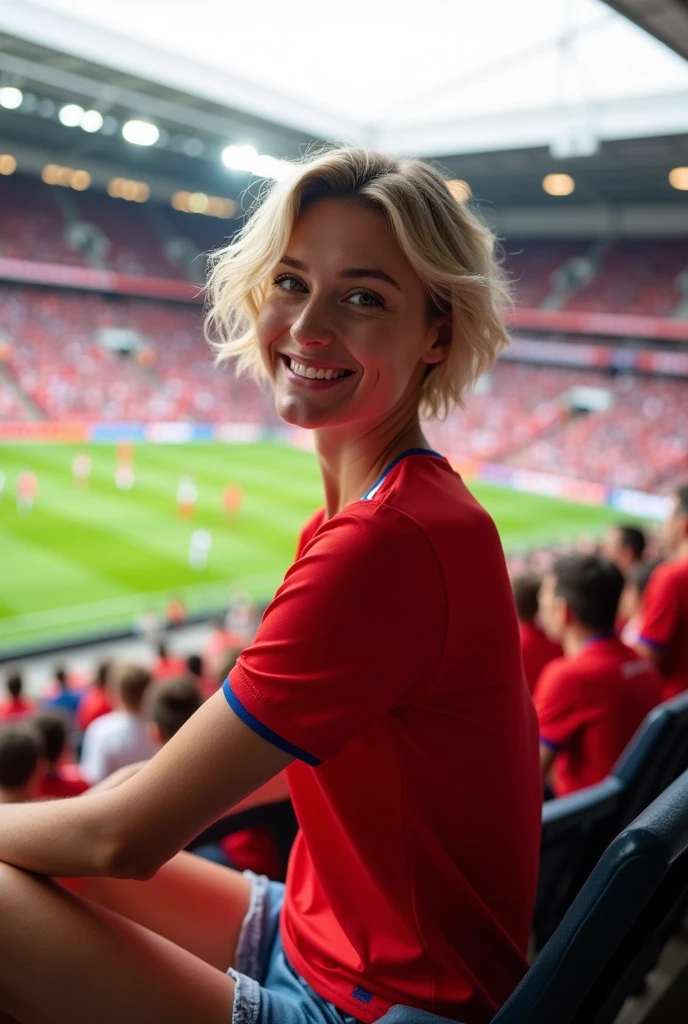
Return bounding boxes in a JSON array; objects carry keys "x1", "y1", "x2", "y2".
[{"x1": 256, "y1": 198, "x2": 447, "y2": 431}]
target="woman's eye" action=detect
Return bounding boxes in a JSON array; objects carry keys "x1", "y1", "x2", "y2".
[
  {"x1": 273, "y1": 274, "x2": 307, "y2": 293},
  {"x1": 347, "y1": 290, "x2": 384, "y2": 308}
]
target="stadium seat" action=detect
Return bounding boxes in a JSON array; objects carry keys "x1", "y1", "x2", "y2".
[
  {"x1": 534, "y1": 692, "x2": 688, "y2": 948},
  {"x1": 377, "y1": 765, "x2": 688, "y2": 1024},
  {"x1": 186, "y1": 798, "x2": 298, "y2": 879},
  {"x1": 534, "y1": 776, "x2": 622, "y2": 948},
  {"x1": 613, "y1": 690, "x2": 688, "y2": 827}
]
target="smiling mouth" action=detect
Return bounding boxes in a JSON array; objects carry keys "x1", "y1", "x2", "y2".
[{"x1": 280, "y1": 355, "x2": 354, "y2": 382}]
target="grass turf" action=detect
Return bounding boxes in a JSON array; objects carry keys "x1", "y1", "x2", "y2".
[{"x1": 0, "y1": 441, "x2": 638, "y2": 653}]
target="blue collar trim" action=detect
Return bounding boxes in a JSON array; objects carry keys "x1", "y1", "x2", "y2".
[{"x1": 362, "y1": 448, "x2": 444, "y2": 501}]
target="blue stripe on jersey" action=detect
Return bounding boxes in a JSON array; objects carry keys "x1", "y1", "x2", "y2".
[
  {"x1": 540, "y1": 736, "x2": 561, "y2": 751},
  {"x1": 222, "y1": 677, "x2": 322, "y2": 766},
  {"x1": 362, "y1": 447, "x2": 444, "y2": 500}
]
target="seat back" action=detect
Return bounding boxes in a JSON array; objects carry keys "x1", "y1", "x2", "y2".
[
  {"x1": 494, "y1": 767, "x2": 688, "y2": 1024},
  {"x1": 534, "y1": 695, "x2": 688, "y2": 947},
  {"x1": 613, "y1": 691, "x2": 688, "y2": 827},
  {"x1": 534, "y1": 777, "x2": 622, "y2": 948}
]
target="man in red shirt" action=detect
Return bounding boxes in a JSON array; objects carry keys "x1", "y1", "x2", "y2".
[
  {"x1": 0, "y1": 671, "x2": 34, "y2": 721},
  {"x1": 512, "y1": 573, "x2": 562, "y2": 694},
  {"x1": 635, "y1": 484, "x2": 688, "y2": 700},
  {"x1": 535, "y1": 554, "x2": 662, "y2": 796}
]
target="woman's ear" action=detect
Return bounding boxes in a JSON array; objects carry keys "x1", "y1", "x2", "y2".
[{"x1": 423, "y1": 319, "x2": 452, "y2": 366}]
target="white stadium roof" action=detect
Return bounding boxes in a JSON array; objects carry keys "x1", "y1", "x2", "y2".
[{"x1": 1, "y1": 0, "x2": 688, "y2": 157}]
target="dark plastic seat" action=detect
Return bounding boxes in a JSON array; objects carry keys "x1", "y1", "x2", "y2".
[
  {"x1": 378, "y1": 765, "x2": 688, "y2": 1024},
  {"x1": 534, "y1": 691, "x2": 688, "y2": 947}
]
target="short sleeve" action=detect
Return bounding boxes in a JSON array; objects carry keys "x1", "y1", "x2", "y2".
[
  {"x1": 533, "y1": 661, "x2": 585, "y2": 751},
  {"x1": 224, "y1": 505, "x2": 446, "y2": 763},
  {"x1": 638, "y1": 565, "x2": 679, "y2": 650}
]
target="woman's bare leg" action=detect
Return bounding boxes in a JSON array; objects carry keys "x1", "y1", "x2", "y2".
[
  {"x1": 61, "y1": 850, "x2": 252, "y2": 970},
  {"x1": 0, "y1": 862, "x2": 236, "y2": 1024}
]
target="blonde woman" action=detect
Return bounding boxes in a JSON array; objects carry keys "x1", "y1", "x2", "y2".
[{"x1": 0, "y1": 149, "x2": 541, "y2": 1024}]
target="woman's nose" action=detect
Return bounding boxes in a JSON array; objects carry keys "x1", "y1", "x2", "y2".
[{"x1": 290, "y1": 301, "x2": 335, "y2": 348}]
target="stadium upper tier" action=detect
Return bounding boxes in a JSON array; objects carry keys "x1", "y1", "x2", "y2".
[
  {"x1": 1, "y1": 174, "x2": 688, "y2": 314},
  {"x1": 0, "y1": 283, "x2": 687, "y2": 493}
]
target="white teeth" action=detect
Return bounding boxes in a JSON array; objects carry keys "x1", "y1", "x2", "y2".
[{"x1": 288, "y1": 358, "x2": 348, "y2": 381}]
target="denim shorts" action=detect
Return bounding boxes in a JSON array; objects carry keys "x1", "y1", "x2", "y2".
[{"x1": 228, "y1": 872, "x2": 361, "y2": 1024}]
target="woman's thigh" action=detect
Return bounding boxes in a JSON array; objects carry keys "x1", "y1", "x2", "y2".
[
  {"x1": 61, "y1": 850, "x2": 252, "y2": 971},
  {"x1": 0, "y1": 862, "x2": 235, "y2": 1024}
]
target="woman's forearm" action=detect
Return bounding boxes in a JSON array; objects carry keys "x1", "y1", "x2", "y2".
[{"x1": 0, "y1": 792, "x2": 122, "y2": 877}]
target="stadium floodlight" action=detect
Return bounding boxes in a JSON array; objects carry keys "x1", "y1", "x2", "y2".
[
  {"x1": 253, "y1": 153, "x2": 296, "y2": 181},
  {"x1": 59, "y1": 103, "x2": 85, "y2": 127},
  {"x1": 81, "y1": 110, "x2": 104, "y2": 133},
  {"x1": 222, "y1": 144, "x2": 294, "y2": 180},
  {"x1": 542, "y1": 173, "x2": 575, "y2": 197},
  {"x1": 222, "y1": 144, "x2": 258, "y2": 172},
  {"x1": 0, "y1": 154, "x2": 17, "y2": 175},
  {"x1": 122, "y1": 120, "x2": 160, "y2": 146},
  {"x1": 669, "y1": 167, "x2": 688, "y2": 191},
  {"x1": 0, "y1": 87, "x2": 23, "y2": 110}
]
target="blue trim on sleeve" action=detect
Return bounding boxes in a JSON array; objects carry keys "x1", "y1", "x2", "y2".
[
  {"x1": 222, "y1": 677, "x2": 322, "y2": 767},
  {"x1": 540, "y1": 736, "x2": 561, "y2": 752},
  {"x1": 638, "y1": 633, "x2": 665, "y2": 651}
]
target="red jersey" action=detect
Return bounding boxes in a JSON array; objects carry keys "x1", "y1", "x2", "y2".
[
  {"x1": 0, "y1": 696, "x2": 34, "y2": 720},
  {"x1": 76, "y1": 688, "x2": 113, "y2": 732},
  {"x1": 223, "y1": 450, "x2": 541, "y2": 1024},
  {"x1": 535, "y1": 637, "x2": 662, "y2": 796},
  {"x1": 221, "y1": 827, "x2": 282, "y2": 880},
  {"x1": 38, "y1": 764, "x2": 90, "y2": 799},
  {"x1": 519, "y1": 622, "x2": 563, "y2": 694},
  {"x1": 638, "y1": 557, "x2": 688, "y2": 700},
  {"x1": 152, "y1": 656, "x2": 187, "y2": 681}
]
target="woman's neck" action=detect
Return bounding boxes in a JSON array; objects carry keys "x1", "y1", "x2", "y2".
[{"x1": 314, "y1": 416, "x2": 432, "y2": 519}]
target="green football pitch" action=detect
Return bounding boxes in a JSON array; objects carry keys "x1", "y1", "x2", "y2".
[{"x1": 0, "y1": 441, "x2": 636, "y2": 653}]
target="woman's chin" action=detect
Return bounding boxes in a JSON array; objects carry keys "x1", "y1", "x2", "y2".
[{"x1": 275, "y1": 395, "x2": 340, "y2": 431}]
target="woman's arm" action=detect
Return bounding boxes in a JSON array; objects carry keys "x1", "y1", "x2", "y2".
[{"x1": 0, "y1": 690, "x2": 293, "y2": 879}]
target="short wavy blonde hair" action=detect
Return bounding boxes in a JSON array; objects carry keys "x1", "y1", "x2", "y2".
[{"x1": 206, "y1": 147, "x2": 511, "y2": 419}]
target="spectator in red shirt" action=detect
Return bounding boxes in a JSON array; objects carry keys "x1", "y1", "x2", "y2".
[
  {"x1": 0, "y1": 148, "x2": 541, "y2": 1024},
  {"x1": 635, "y1": 483, "x2": 688, "y2": 699},
  {"x1": 76, "y1": 661, "x2": 114, "y2": 732},
  {"x1": 512, "y1": 573, "x2": 563, "y2": 693},
  {"x1": 602, "y1": 523, "x2": 647, "y2": 575},
  {"x1": 34, "y1": 711, "x2": 89, "y2": 799},
  {"x1": 0, "y1": 726, "x2": 43, "y2": 804},
  {"x1": 0, "y1": 670, "x2": 34, "y2": 721},
  {"x1": 151, "y1": 641, "x2": 187, "y2": 680},
  {"x1": 536, "y1": 555, "x2": 662, "y2": 796}
]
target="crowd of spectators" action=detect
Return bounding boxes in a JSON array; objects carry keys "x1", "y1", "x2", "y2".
[
  {"x1": 0, "y1": 285, "x2": 271, "y2": 423},
  {"x1": 0, "y1": 615, "x2": 285, "y2": 878},
  {"x1": 507, "y1": 373, "x2": 688, "y2": 492},
  {"x1": 1, "y1": 282, "x2": 687, "y2": 491},
  {"x1": 510, "y1": 483, "x2": 688, "y2": 798},
  {"x1": 1, "y1": 174, "x2": 687, "y2": 315}
]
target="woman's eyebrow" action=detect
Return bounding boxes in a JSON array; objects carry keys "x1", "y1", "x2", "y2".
[{"x1": 279, "y1": 256, "x2": 401, "y2": 291}]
